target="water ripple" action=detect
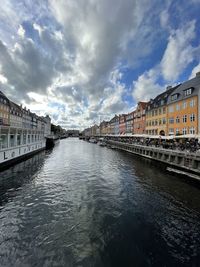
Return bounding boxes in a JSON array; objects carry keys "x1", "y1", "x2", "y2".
[{"x1": 0, "y1": 138, "x2": 200, "y2": 266}]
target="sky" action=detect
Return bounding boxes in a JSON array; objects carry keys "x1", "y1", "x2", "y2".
[{"x1": 0, "y1": 0, "x2": 200, "y2": 130}]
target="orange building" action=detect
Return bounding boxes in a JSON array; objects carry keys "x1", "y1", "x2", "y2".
[
  {"x1": 167, "y1": 72, "x2": 200, "y2": 135},
  {"x1": 133, "y1": 102, "x2": 148, "y2": 134},
  {"x1": 119, "y1": 114, "x2": 126, "y2": 134},
  {"x1": 146, "y1": 85, "x2": 180, "y2": 136}
]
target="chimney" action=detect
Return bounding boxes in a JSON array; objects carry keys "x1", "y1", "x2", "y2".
[{"x1": 196, "y1": 71, "x2": 200, "y2": 77}]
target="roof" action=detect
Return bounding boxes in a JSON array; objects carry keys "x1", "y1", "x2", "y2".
[
  {"x1": 146, "y1": 84, "x2": 181, "y2": 109},
  {"x1": 0, "y1": 90, "x2": 10, "y2": 104},
  {"x1": 167, "y1": 75, "x2": 200, "y2": 104},
  {"x1": 10, "y1": 101, "x2": 22, "y2": 112}
]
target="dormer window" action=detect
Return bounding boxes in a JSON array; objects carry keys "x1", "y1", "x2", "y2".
[
  {"x1": 184, "y1": 87, "x2": 193, "y2": 96},
  {"x1": 171, "y1": 94, "x2": 178, "y2": 101}
]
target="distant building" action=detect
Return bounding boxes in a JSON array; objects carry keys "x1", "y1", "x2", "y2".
[
  {"x1": 66, "y1": 129, "x2": 79, "y2": 137},
  {"x1": 22, "y1": 108, "x2": 32, "y2": 129},
  {"x1": 125, "y1": 112, "x2": 134, "y2": 134},
  {"x1": 109, "y1": 115, "x2": 119, "y2": 135},
  {"x1": 119, "y1": 114, "x2": 126, "y2": 134},
  {"x1": 133, "y1": 102, "x2": 148, "y2": 134},
  {"x1": 100, "y1": 121, "x2": 108, "y2": 135},
  {"x1": 41, "y1": 115, "x2": 51, "y2": 137},
  {"x1": 0, "y1": 91, "x2": 10, "y2": 126}
]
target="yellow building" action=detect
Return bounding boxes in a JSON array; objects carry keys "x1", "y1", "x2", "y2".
[
  {"x1": 0, "y1": 91, "x2": 10, "y2": 126},
  {"x1": 167, "y1": 73, "x2": 200, "y2": 135},
  {"x1": 145, "y1": 86, "x2": 179, "y2": 136}
]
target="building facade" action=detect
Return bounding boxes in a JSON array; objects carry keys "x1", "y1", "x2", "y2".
[
  {"x1": 133, "y1": 102, "x2": 148, "y2": 134},
  {"x1": 119, "y1": 114, "x2": 126, "y2": 134},
  {"x1": 167, "y1": 72, "x2": 200, "y2": 136},
  {"x1": 145, "y1": 86, "x2": 179, "y2": 136},
  {"x1": 10, "y1": 101, "x2": 23, "y2": 128},
  {"x1": 109, "y1": 115, "x2": 119, "y2": 135},
  {"x1": 125, "y1": 112, "x2": 134, "y2": 134},
  {"x1": 0, "y1": 91, "x2": 10, "y2": 126}
]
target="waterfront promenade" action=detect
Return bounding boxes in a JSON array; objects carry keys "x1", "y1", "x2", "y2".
[
  {"x1": 0, "y1": 138, "x2": 200, "y2": 266},
  {"x1": 105, "y1": 138, "x2": 200, "y2": 178}
]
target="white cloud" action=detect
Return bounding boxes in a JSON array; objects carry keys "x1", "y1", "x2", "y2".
[
  {"x1": 17, "y1": 25, "x2": 25, "y2": 38},
  {"x1": 189, "y1": 63, "x2": 200, "y2": 79},
  {"x1": 132, "y1": 67, "x2": 163, "y2": 102},
  {"x1": 0, "y1": 73, "x2": 7, "y2": 84},
  {"x1": 161, "y1": 21, "x2": 196, "y2": 81},
  {"x1": 0, "y1": 1, "x2": 200, "y2": 129},
  {"x1": 33, "y1": 23, "x2": 44, "y2": 36},
  {"x1": 160, "y1": 9, "x2": 169, "y2": 29}
]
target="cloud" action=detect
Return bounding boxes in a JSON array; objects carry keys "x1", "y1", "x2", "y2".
[
  {"x1": 0, "y1": 0, "x2": 200, "y2": 130},
  {"x1": 189, "y1": 63, "x2": 200, "y2": 79},
  {"x1": 17, "y1": 25, "x2": 25, "y2": 38},
  {"x1": 132, "y1": 67, "x2": 163, "y2": 102},
  {"x1": 161, "y1": 21, "x2": 197, "y2": 81},
  {"x1": 0, "y1": 38, "x2": 59, "y2": 102}
]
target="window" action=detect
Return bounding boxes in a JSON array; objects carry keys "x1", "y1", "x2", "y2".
[
  {"x1": 182, "y1": 101, "x2": 187, "y2": 109},
  {"x1": 176, "y1": 116, "x2": 180, "y2": 123},
  {"x1": 168, "y1": 106, "x2": 174, "y2": 113},
  {"x1": 189, "y1": 127, "x2": 195, "y2": 134},
  {"x1": 169, "y1": 128, "x2": 174, "y2": 135},
  {"x1": 184, "y1": 88, "x2": 192, "y2": 96},
  {"x1": 162, "y1": 118, "x2": 166, "y2": 124},
  {"x1": 176, "y1": 104, "x2": 180, "y2": 111},
  {"x1": 182, "y1": 128, "x2": 187, "y2": 135},
  {"x1": 176, "y1": 128, "x2": 179, "y2": 135},
  {"x1": 190, "y1": 114, "x2": 195, "y2": 122},
  {"x1": 159, "y1": 108, "x2": 161, "y2": 115},
  {"x1": 183, "y1": 115, "x2": 187, "y2": 123},
  {"x1": 169, "y1": 117, "x2": 174, "y2": 124},
  {"x1": 190, "y1": 99, "x2": 195, "y2": 107},
  {"x1": 163, "y1": 107, "x2": 166, "y2": 114},
  {"x1": 171, "y1": 94, "x2": 178, "y2": 101},
  {"x1": 155, "y1": 109, "x2": 157, "y2": 116}
]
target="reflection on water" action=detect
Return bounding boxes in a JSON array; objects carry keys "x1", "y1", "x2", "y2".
[{"x1": 0, "y1": 138, "x2": 200, "y2": 267}]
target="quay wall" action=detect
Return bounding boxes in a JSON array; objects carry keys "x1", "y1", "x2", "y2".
[{"x1": 107, "y1": 140, "x2": 200, "y2": 177}]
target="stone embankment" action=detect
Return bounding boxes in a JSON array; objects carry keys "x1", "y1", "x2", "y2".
[{"x1": 107, "y1": 140, "x2": 200, "y2": 180}]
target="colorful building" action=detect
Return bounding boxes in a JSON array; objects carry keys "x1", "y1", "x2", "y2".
[
  {"x1": 109, "y1": 115, "x2": 119, "y2": 135},
  {"x1": 133, "y1": 102, "x2": 148, "y2": 134},
  {"x1": 119, "y1": 114, "x2": 126, "y2": 134},
  {"x1": 10, "y1": 101, "x2": 23, "y2": 128},
  {"x1": 145, "y1": 85, "x2": 179, "y2": 136},
  {"x1": 0, "y1": 91, "x2": 10, "y2": 126},
  {"x1": 125, "y1": 112, "x2": 134, "y2": 134},
  {"x1": 167, "y1": 72, "x2": 200, "y2": 136}
]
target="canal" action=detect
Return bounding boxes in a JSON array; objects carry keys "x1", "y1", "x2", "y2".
[{"x1": 0, "y1": 138, "x2": 200, "y2": 267}]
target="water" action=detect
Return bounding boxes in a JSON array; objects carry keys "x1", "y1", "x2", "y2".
[{"x1": 0, "y1": 138, "x2": 200, "y2": 267}]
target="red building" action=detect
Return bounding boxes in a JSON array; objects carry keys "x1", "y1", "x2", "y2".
[
  {"x1": 133, "y1": 102, "x2": 148, "y2": 134},
  {"x1": 119, "y1": 114, "x2": 126, "y2": 134}
]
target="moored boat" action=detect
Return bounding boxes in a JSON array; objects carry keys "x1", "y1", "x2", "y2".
[{"x1": 89, "y1": 137, "x2": 97, "y2": 143}]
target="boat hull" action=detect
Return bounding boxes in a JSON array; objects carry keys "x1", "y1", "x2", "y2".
[{"x1": 0, "y1": 141, "x2": 46, "y2": 171}]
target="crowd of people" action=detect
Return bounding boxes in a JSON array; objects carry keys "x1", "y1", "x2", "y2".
[{"x1": 111, "y1": 137, "x2": 200, "y2": 153}]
